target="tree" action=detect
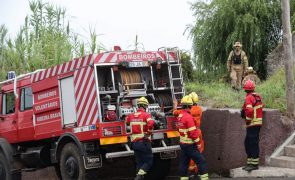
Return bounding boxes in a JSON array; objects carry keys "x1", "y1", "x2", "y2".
[
  {"x1": 181, "y1": 51, "x2": 194, "y2": 82},
  {"x1": 282, "y1": 0, "x2": 295, "y2": 118},
  {"x1": 188, "y1": 0, "x2": 285, "y2": 80}
]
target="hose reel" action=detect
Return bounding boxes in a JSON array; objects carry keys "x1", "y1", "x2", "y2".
[
  {"x1": 119, "y1": 70, "x2": 142, "y2": 90},
  {"x1": 154, "y1": 93, "x2": 173, "y2": 108}
]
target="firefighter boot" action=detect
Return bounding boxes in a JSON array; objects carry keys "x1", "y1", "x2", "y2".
[
  {"x1": 134, "y1": 169, "x2": 146, "y2": 180},
  {"x1": 243, "y1": 158, "x2": 252, "y2": 170},
  {"x1": 134, "y1": 175, "x2": 144, "y2": 180},
  {"x1": 244, "y1": 164, "x2": 259, "y2": 172},
  {"x1": 242, "y1": 164, "x2": 251, "y2": 170}
]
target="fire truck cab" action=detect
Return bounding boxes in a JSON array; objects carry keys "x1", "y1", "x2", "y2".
[{"x1": 0, "y1": 47, "x2": 184, "y2": 180}]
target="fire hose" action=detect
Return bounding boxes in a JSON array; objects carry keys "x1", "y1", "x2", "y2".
[
  {"x1": 154, "y1": 93, "x2": 173, "y2": 108},
  {"x1": 119, "y1": 70, "x2": 142, "y2": 90}
]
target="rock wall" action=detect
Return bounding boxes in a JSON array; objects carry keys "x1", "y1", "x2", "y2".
[
  {"x1": 201, "y1": 108, "x2": 293, "y2": 174},
  {"x1": 266, "y1": 34, "x2": 295, "y2": 77}
]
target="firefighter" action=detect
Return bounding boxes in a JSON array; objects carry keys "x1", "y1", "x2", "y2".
[
  {"x1": 227, "y1": 42, "x2": 249, "y2": 90},
  {"x1": 188, "y1": 92, "x2": 204, "y2": 175},
  {"x1": 126, "y1": 97, "x2": 155, "y2": 180},
  {"x1": 241, "y1": 79, "x2": 263, "y2": 172},
  {"x1": 242, "y1": 67, "x2": 260, "y2": 86},
  {"x1": 177, "y1": 95, "x2": 209, "y2": 180}
]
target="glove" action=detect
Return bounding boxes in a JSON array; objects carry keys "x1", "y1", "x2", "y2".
[{"x1": 144, "y1": 131, "x2": 152, "y2": 139}]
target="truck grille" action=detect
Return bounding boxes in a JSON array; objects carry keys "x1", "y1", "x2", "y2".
[{"x1": 103, "y1": 126, "x2": 122, "y2": 136}]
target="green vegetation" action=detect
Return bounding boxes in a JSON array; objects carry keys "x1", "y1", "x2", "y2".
[
  {"x1": 0, "y1": 1, "x2": 104, "y2": 81},
  {"x1": 187, "y1": 0, "x2": 295, "y2": 80},
  {"x1": 186, "y1": 69, "x2": 287, "y2": 113}
]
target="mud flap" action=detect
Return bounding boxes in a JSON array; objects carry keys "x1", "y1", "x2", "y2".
[
  {"x1": 83, "y1": 154, "x2": 102, "y2": 169},
  {"x1": 160, "y1": 150, "x2": 177, "y2": 160}
]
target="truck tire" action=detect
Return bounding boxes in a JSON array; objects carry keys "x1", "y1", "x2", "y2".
[
  {"x1": 59, "y1": 143, "x2": 86, "y2": 180},
  {"x1": 0, "y1": 152, "x2": 11, "y2": 180}
]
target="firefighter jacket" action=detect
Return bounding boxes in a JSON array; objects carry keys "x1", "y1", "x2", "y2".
[
  {"x1": 243, "y1": 92, "x2": 263, "y2": 127},
  {"x1": 126, "y1": 108, "x2": 155, "y2": 142},
  {"x1": 176, "y1": 110, "x2": 200, "y2": 144},
  {"x1": 191, "y1": 105, "x2": 202, "y2": 128},
  {"x1": 173, "y1": 105, "x2": 202, "y2": 128}
]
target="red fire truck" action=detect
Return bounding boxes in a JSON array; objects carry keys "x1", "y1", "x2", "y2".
[{"x1": 0, "y1": 47, "x2": 184, "y2": 180}]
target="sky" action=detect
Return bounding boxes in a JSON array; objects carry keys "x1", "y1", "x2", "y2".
[{"x1": 0, "y1": 0, "x2": 195, "y2": 51}]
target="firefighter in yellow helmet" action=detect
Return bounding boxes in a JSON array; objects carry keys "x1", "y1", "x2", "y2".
[
  {"x1": 227, "y1": 42, "x2": 249, "y2": 90},
  {"x1": 187, "y1": 92, "x2": 205, "y2": 177},
  {"x1": 126, "y1": 97, "x2": 155, "y2": 180},
  {"x1": 177, "y1": 96, "x2": 209, "y2": 180}
]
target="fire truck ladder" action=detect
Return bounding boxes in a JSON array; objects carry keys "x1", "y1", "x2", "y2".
[{"x1": 159, "y1": 47, "x2": 185, "y2": 101}]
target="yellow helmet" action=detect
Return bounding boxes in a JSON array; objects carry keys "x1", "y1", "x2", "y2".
[
  {"x1": 189, "y1": 92, "x2": 199, "y2": 104},
  {"x1": 180, "y1": 95, "x2": 193, "y2": 106},
  {"x1": 137, "y1": 97, "x2": 149, "y2": 106}
]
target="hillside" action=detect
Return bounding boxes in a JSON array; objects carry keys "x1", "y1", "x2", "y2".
[{"x1": 186, "y1": 68, "x2": 286, "y2": 113}]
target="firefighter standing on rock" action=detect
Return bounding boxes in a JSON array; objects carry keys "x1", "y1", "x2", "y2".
[
  {"x1": 241, "y1": 79, "x2": 263, "y2": 172},
  {"x1": 177, "y1": 96, "x2": 209, "y2": 180},
  {"x1": 126, "y1": 97, "x2": 155, "y2": 180}
]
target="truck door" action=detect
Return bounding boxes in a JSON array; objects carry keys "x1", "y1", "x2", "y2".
[
  {"x1": 18, "y1": 87, "x2": 34, "y2": 141},
  {"x1": 0, "y1": 91, "x2": 18, "y2": 143}
]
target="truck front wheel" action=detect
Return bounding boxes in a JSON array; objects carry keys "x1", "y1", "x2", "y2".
[{"x1": 59, "y1": 143, "x2": 85, "y2": 180}]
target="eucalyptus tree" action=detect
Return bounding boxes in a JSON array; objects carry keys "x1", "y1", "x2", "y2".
[{"x1": 188, "y1": 0, "x2": 286, "y2": 80}]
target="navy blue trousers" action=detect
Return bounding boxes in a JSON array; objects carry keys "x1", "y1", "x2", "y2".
[
  {"x1": 133, "y1": 139, "x2": 153, "y2": 173},
  {"x1": 179, "y1": 143, "x2": 208, "y2": 176},
  {"x1": 245, "y1": 126, "x2": 261, "y2": 159}
]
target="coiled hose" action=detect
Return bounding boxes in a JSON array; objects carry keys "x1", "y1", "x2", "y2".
[{"x1": 119, "y1": 70, "x2": 142, "y2": 90}]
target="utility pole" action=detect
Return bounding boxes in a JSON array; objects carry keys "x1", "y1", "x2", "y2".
[{"x1": 282, "y1": 0, "x2": 295, "y2": 118}]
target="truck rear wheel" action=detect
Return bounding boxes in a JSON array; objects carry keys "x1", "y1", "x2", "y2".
[
  {"x1": 0, "y1": 152, "x2": 10, "y2": 180},
  {"x1": 59, "y1": 143, "x2": 85, "y2": 180}
]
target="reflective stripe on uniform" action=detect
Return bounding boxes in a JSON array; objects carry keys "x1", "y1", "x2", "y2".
[
  {"x1": 247, "y1": 158, "x2": 252, "y2": 164},
  {"x1": 246, "y1": 103, "x2": 263, "y2": 126},
  {"x1": 180, "y1": 177, "x2": 189, "y2": 180},
  {"x1": 179, "y1": 126, "x2": 196, "y2": 133},
  {"x1": 200, "y1": 173, "x2": 209, "y2": 180},
  {"x1": 246, "y1": 104, "x2": 253, "y2": 108},
  {"x1": 137, "y1": 169, "x2": 147, "y2": 175},
  {"x1": 130, "y1": 121, "x2": 146, "y2": 141},
  {"x1": 251, "y1": 158, "x2": 259, "y2": 165},
  {"x1": 146, "y1": 118, "x2": 152, "y2": 122},
  {"x1": 130, "y1": 134, "x2": 145, "y2": 141},
  {"x1": 194, "y1": 138, "x2": 200, "y2": 143},
  {"x1": 180, "y1": 136, "x2": 194, "y2": 144},
  {"x1": 179, "y1": 126, "x2": 198, "y2": 144}
]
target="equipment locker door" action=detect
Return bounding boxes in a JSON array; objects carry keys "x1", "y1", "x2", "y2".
[{"x1": 59, "y1": 76, "x2": 77, "y2": 126}]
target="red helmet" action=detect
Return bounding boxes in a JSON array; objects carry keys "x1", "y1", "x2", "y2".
[{"x1": 243, "y1": 79, "x2": 255, "y2": 91}]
